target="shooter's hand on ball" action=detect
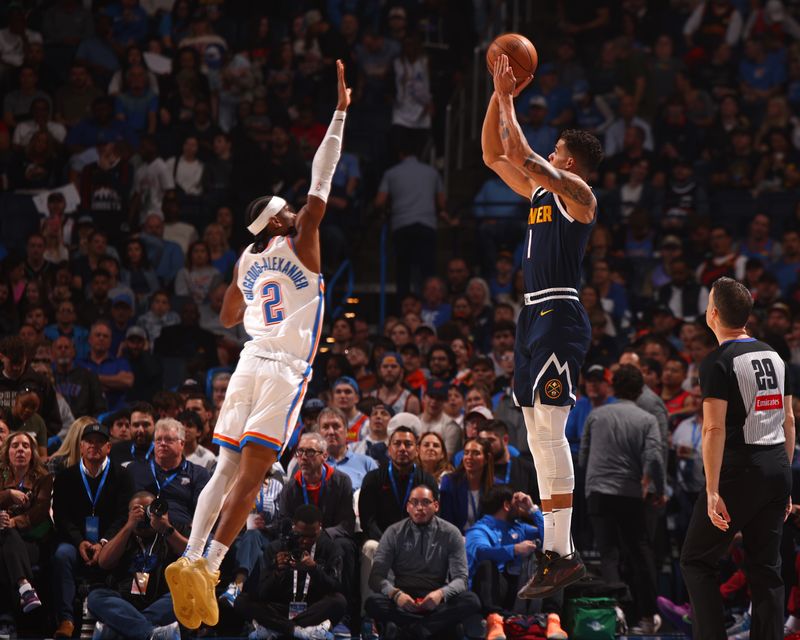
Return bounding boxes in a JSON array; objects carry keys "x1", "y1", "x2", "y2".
[{"x1": 493, "y1": 55, "x2": 517, "y2": 97}]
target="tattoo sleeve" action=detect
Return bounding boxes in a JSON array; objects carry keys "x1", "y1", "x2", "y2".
[{"x1": 522, "y1": 154, "x2": 593, "y2": 206}]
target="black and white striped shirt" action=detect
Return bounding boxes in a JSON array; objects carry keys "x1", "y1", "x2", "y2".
[{"x1": 700, "y1": 338, "x2": 788, "y2": 457}]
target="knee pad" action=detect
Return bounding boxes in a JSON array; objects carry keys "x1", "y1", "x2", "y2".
[{"x1": 522, "y1": 398, "x2": 574, "y2": 499}]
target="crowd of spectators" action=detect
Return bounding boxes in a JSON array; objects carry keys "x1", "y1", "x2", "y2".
[{"x1": 2, "y1": 0, "x2": 800, "y2": 639}]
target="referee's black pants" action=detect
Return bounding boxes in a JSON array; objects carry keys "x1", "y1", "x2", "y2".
[{"x1": 680, "y1": 460, "x2": 790, "y2": 640}]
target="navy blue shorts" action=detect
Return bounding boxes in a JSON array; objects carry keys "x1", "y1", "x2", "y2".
[{"x1": 513, "y1": 298, "x2": 591, "y2": 407}]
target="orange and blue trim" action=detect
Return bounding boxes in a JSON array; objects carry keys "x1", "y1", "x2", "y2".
[
  {"x1": 212, "y1": 433, "x2": 242, "y2": 453},
  {"x1": 240, "y1": 431, "x2": 283, "y2": 452},
  {"x1": 305, "y1": 277, "x2": 325, "y2": 364},
  {"x1": 281, "y1": 365, "x2": 312, "y2": 447}
]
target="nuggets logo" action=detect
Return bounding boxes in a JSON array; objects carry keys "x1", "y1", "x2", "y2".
[{"x1": 544, "y1": 379, "x2": 562, "y2": 399}]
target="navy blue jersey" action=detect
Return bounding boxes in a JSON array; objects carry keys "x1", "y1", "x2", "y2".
[{"x1": 523, "y1": 187, "x2": 594, "y2": 294}]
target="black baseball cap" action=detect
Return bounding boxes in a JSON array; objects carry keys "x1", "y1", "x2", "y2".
[
  {"x1": 426, "y1": 378, "x2": 450, "y2": 399},
  {"x1": 81, "y1": 423, "x2": 110, "y2": 441}
]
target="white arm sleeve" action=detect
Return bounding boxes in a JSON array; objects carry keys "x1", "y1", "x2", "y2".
[{"x1": 308, "y1": 110, "x2": 346, "y2": 203}]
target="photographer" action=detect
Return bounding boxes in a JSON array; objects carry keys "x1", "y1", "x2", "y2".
[
  {"x1": 127, "y1": 418, "x2": 210, "y2": 529},
  {"x1": 234, "y1": 504, "x2": 347, "y2": 640},
  {"x1": 52, "y1": 423, "x2": 133, "y2": 638},
  {"x1": 87, "y1": 491, "x2": 185, "y2": 640},
  {"x1": 0, "y1": 432, "x2": 53, "y2": 615}
]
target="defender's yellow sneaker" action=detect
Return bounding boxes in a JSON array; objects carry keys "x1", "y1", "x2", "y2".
[
  {"x1": 183, "y1": 557, "x2": 221, "y2": 627},
  {"x1": 165, "y1": 557, "x2": 202, "y2": 629}
]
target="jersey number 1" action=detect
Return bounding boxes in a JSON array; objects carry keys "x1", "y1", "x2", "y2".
[
  {"x1": 261, "y1": 282, "x2": 285, "y2": 325},
  {"x1": 752, "y1": 358, "x2": 778, "y2": 391}
]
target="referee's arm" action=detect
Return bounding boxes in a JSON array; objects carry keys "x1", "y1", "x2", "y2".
[
  {"x1": 784, "y1": 395, "x2": 796, "y2": 467},
  {"x1": 702, "y1": 398, "x2": 730, "y2": 531}
]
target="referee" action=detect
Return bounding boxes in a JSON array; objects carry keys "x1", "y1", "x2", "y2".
[{"x1": 680, "y1": 277, "x2": 794, "y2": 640}]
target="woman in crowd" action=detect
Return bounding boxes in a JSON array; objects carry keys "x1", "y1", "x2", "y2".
[
  {"x1": 418, "y1": 432, "x2": 453, "y2": 487},
  {"x1": 46, "y1": 416, "x2": 93, "y2": 475},
  {"x1": 9, "y1": 386, "x2": 48, "y2": 460},
  {"x1": 451, "y1": 337, "x2": 473, "y2": 387},
  {"x1": 121, "y1": 238, "x2": 160, "y2": 311},
  {"x1": 174, "y1": 241, "x2": 222, "y2": 306},
  {"x1": 0, "y1": 432, "x2": 54, "y2": 614},
  {"x1": 0, "y1": 407, "x2": 10, "y2": 446},
  {"x1": 136, "y1": 290, "x2": 180, "y2": 346},
  {"x1": 439, "y1": 437, "x2": 494, "y2": 533},
  {"x1": 203, "y1": 223, "x2": 236, "y2": 281}
]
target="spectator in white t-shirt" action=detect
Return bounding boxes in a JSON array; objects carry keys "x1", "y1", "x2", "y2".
[
  {"x1": 131, "y1": 135, "x2": 174, "y2": 221},
  {"x1": 165, "y1": 135, "x2": 204, "y2": 196}
]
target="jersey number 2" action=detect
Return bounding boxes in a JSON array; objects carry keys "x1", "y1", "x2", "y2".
[
  {"x1": 261, "y1": 282, "x2": 285, "y2": 325},
  {"x1": 752, "y1": 358, "x2": 778, "y2": 391}
]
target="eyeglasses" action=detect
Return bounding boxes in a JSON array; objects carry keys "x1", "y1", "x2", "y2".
[
  {"x1": 408, "y1": 499, "x2": 434, "y2": 507},
  {"x1": 154, "y1": 436, "x2": 180, "y2": 444},
  {"x1": 296, "y1": 448, "x2": 324, "y2": 457}
]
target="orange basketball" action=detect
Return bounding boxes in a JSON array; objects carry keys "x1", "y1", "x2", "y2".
[{"x1": 486, "y1": 33, "x2": 538, "y2": 84}]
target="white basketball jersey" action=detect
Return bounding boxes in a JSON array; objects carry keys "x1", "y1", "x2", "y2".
[{"x1": 238, "y1": 236, "x2": 324, "y2": 366}]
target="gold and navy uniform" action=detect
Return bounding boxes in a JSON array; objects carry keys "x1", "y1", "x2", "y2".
[{"x1": 514, "y1": 187, "x2": 594, "y2": 407}]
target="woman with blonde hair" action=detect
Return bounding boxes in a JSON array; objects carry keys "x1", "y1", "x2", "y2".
[
  {"x1": 418, "y1": 431, "x2": 454, "y2": 486},
  {"x1": 46, "y1": 416, "x2": 94, "y2": 475},
  {"x1": 0, "y1": 431, "x2": 54, "y2": 612}
]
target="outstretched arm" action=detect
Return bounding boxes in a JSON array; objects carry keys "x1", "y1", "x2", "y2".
[
  {"x1": 493, "y1": 55, "x2": 596, "y2": 223},
  {"x1": 294, "y1": 59, "x2": 352, "y2": 271},
  {"x1": 481, "y1": 92, "x2": 536, "y2": 199},
  {"x1": 220, "y1": 260, "x2": 245, "y2": 328}
]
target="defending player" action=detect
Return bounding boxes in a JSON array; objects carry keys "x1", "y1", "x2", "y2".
[
  {"x1": 165, "y1": 60, "x2": 351, "y2": 630},
  {"x1": 482, "y1": 54, "x2": 603, "y2": 598}
]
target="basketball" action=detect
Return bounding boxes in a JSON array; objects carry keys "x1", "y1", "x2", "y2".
[{"x1": 486, "y1": 33, "x2": 538, "y2": 84}]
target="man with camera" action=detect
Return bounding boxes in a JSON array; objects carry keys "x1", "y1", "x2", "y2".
[
  {"x1": 127, "y1": 418, "x2": 210, "y2": 529},
  {"x1": 87, "y1": 491, "x2": 186, "y2": 639},
  {"x1": 52, "y1": 423, "x2": 134, "y2": 638},
  {"x1": 234, "y1": 504, "x2": 347, "y2": 640}
]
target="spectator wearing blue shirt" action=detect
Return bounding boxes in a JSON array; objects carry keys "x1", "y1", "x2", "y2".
[
  {"x1": 522, "y1": 95, "x2": 558, "y2": 156},
  {"x1": 114, "y1": 65, "x2": 157, "y2": 137},
  {"x1": 44, "y1": 300, "x2": 90, "y2": 361},
  {"x1": 521, "y1": 63, "x2": 573, "y2": 128},
  {"x1": 772, "y1": 228, "x2": 800, "y2": 295},
  {"x1": 465, "y1": 486, "x2": 543, "y2": 608},
  {"x1": 566, "y1": 365, "x2": 617, "y2": 458},
  {"x1": 472, "y1": 176, "x2": 528, "y2": 276},
  {"x1": 104, "y1": 0, "x2": 149, "y2": 47},
  {"x1": 420, "y1": 276, "x2": 452, "y2": 329},
  {"x1": 591, "y1": 259, "x2": 630, "y2": 331},
  {"x1": 75, "y1": 14, "x2": 120, "y2": 85},
  {"x1": 140, "y1": 213, "x2": 184, "y2": 287},
  {"x1": 65, "y1": 96, "x2": 136, "y2": 152},
  {"x1": 77, "y1": 320, "x2": 134, "y2": 411},
  {"x1": 319, "y1": 407, "x2": 378, "y2": 491},
  {"x1": 739, "y1": 38, "x2": 786, "y2": 103}
]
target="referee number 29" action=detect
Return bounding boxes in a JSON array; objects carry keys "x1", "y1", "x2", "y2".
[{"x1": 752, "y1": 358, "x2": 778, "y2": 391}]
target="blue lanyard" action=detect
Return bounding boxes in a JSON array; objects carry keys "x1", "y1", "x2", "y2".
[
  {"x1": 79, "y1": 461, "x2": 110, "y2": 516},
  {"x1": 150, "y1": 458, "x2": 182, "y2": 496},
  {"x1": 388, "y1": 462, "x2": 415, "y2": 508},
  {"x1": 467, "y1": 489, "x2": 480, "y2": 524},
  {"x1": 495, "y1": 459, "x2": 512, "y2": 486},
  {"x1": 17, "y1": 476, "x2": 25, "y2": 490},
  {"x1": 256, "y1": 485, "x2": 266, "y2": 513},
  {"x1": 301, "y1": 468, "x2": 327, "y2": 505},
  {"x1": 690, "y1": 420, "x2": 701, "y2": 451},
  {"x1": 132, "y1": 442, "x2": 154, "y2": 461}
]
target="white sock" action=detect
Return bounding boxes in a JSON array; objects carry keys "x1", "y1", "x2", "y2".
[
  {"x1": 184, "y1": 539, "x2": 205, "y2": 562},
  {"x1": 293, "y1": 626, "x2": 310, "y2": 640},
  {"x1": 18, "y1": 582, "x2": 32, "y2": 595},
  {"x1": 786, "y1": 615, "x2": 800, "y2": 631},
  {"x1": 542, "y1": 510, "x2": 555, "y2": 550},
  {"x1": 550, "y1": 507, "x2": 573, "y2": 556},
  {"x1": 205, "y1": 540, "x2": 229, "y2": 573}
]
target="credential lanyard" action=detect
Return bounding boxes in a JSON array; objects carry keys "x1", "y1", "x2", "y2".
[
  {"x1": 467, "y1": 489, "x2": 480, "y2": 523},
  {"x1": 495, "y1": 458, "x2": 512, "y2": 486},
  {"x1": 79, "y1": 460, "x2": 110, "y2": 516},
  {"x1": 292, "y1": 543, "x2": 316, "y2": 602},
  {"x1": 301, "y1": 469, "x2": 327, "y2": 506},
  {"x1": 132, "y1": 442, "x2": 155, "y2": 461},
  {"x1": 389, "y1": 462, "x2": 415, "y2": 507},
  {"x1": 150, "y1": 458, "x2": 182, "y2": 496}
]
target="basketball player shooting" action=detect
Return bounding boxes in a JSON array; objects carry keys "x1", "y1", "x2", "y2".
[
  {"x1": 165, "y1": 60, "x2": 351, "y2": 630},
  {"x1": 483, "y1": 53, "x2": 603, "y2": 598}
]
